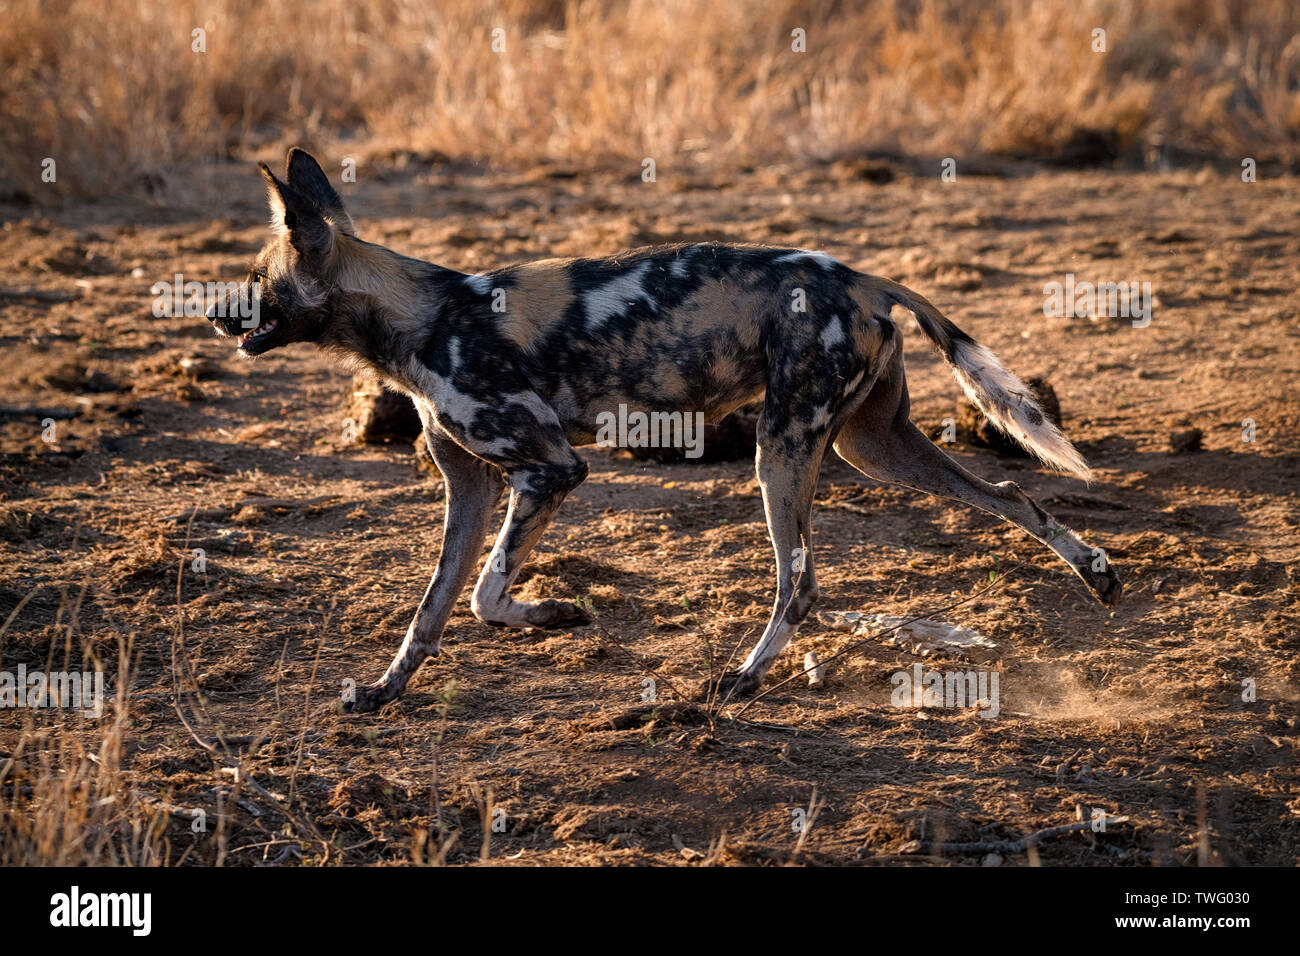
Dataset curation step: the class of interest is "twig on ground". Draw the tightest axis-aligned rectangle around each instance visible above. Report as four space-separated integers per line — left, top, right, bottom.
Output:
725 561 1024 723
904 817 1131 855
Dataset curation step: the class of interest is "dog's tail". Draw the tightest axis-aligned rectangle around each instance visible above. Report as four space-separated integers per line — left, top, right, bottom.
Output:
879 278 1091 481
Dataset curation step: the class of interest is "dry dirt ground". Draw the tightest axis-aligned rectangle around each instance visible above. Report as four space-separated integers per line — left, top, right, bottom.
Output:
1 159 1297 865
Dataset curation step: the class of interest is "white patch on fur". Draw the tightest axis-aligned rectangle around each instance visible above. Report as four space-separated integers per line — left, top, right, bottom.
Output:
404 350 518 459
669 247 695 278
501 390 556 422
266 184 288 236
775 250 837 271
844 369 865 394
820 316 844 349
739 618 799 674
951 339 1091 480
464 273 493 294
584 262 653 331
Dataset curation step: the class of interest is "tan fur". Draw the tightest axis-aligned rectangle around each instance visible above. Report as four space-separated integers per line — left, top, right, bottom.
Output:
499 261 575 350
256 235 328 310
678 278 763 344
263 179 289 237
844 282 891 358
332 235 425 332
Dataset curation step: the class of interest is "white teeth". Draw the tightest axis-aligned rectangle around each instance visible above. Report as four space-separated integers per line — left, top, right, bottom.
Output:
238 319 277 349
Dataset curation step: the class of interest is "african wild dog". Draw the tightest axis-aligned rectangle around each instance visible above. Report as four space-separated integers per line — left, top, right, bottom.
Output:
208 148 1121 713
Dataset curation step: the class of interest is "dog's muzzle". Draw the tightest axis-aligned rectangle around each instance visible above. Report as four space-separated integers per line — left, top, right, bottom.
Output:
207 283 272 349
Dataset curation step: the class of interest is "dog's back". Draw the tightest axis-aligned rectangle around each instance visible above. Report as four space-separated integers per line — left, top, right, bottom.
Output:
455 243 894 443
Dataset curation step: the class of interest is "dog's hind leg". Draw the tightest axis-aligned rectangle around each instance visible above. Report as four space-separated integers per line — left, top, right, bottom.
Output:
348 431 504 712
706 307 893 702
708 409 835 703
832 362 1121 605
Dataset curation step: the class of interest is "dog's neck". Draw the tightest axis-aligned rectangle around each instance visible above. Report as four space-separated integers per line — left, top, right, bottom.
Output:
315 234 464 386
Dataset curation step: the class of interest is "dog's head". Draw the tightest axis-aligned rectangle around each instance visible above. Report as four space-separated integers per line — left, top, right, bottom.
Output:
207 148 354 356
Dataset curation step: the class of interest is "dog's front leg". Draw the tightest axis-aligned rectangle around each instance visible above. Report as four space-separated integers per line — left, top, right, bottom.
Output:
469 455 591 630
346 432 504 712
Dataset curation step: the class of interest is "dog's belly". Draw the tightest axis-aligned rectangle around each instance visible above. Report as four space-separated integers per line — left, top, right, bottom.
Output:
557 386 766 447
539 338 769 446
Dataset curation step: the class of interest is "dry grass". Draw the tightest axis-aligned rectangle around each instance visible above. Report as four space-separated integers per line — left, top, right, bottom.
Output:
1 562 339 866
0 619 164 864
1 0 1296 201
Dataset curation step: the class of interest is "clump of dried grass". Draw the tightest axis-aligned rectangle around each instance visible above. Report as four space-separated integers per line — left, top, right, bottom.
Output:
0 623 167 864
0 0 1295 201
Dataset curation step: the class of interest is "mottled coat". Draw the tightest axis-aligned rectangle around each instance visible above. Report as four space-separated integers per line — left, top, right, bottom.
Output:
209 149 1120 712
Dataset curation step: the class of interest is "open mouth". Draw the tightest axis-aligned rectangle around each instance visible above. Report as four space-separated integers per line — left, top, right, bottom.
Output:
237 318 278 352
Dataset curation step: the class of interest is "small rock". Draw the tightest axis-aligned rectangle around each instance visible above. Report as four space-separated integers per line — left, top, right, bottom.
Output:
40 359 89 392
1169 426 1202 453
38 360 121 394
829 158 896 184
671 833 704 860
231 505 264 526
83 369 122 393
178 355 220 379
344 375 421 443
820 610 864 630
804 651 825 689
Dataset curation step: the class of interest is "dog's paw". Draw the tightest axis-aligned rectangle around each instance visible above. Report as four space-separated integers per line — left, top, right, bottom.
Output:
341 681 400 715
1082 564 1123 608
1097 571 1122 607
524 598 593 630
699 669 762 703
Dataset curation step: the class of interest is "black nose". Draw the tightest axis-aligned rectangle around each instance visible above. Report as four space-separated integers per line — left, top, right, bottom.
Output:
206 292 239 332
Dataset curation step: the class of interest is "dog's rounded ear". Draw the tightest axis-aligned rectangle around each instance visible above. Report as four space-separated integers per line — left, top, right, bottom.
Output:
284 147 354 234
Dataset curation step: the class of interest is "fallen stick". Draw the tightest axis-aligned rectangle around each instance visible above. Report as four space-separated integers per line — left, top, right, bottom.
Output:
0 288 78 303
132 790 205 822
0 405 78 419
219 765 290 815
902 816 1131 855
201 730 325 748
160 494 343 522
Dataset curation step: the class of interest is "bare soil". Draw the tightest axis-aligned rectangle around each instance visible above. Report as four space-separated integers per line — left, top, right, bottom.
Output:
1 160 1297 865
